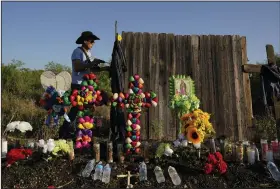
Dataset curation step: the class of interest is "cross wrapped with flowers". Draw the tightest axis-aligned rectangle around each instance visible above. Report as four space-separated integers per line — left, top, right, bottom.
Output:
111 74 158 155
67 73 107 149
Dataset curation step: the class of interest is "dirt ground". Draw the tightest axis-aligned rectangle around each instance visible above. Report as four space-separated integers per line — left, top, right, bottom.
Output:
1 150 280 189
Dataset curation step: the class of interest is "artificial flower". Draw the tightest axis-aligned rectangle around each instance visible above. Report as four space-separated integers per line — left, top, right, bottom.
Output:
204 152 228 175
207 154 218 165
204 163 213 174
217 160 227 174
7 148 33 166
214 152 223 161
187 127 202 144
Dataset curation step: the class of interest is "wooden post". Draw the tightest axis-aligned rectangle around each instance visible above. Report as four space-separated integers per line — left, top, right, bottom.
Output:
115 20 118 40
241 44 280 140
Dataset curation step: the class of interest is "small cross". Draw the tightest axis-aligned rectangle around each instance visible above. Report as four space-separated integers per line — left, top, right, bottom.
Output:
111 74 158 155
117 171 139 188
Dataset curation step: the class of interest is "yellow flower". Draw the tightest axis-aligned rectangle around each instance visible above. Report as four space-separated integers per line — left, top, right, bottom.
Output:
117 34 122 41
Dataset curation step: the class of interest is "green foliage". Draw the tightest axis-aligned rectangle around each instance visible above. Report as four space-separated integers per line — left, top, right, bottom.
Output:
1 59 111 139
254 115 277 141
44 61 72 74
155 143 170 158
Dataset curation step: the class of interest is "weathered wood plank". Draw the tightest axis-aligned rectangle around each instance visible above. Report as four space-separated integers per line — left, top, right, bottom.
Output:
241 37 253 133
266 44 276 64
157 33 166 140
149 33 160 140
218 35 227 136
206 36 216 128
232 35 243 141
237 36 246 141
141 32 150 140
242 64 262 73
199 35 207 111
191 35 201 100
167 33 177 140
223 35 234 137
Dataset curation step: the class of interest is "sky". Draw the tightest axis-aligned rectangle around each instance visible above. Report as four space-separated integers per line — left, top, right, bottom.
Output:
2 1 280 70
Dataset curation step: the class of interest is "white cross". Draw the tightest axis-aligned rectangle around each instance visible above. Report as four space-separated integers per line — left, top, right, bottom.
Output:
117 171 139 188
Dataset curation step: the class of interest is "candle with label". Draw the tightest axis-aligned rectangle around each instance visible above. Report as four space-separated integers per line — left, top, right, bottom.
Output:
1 138 8 158
247 147 255 164
261 139 268 161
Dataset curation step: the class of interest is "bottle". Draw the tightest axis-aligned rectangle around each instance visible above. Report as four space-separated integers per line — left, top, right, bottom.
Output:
93 161 103 181
168 166 181 186
154 166 165 183
267 161 280 181
81 159 95 178
102 164 111 184
139 162 147 181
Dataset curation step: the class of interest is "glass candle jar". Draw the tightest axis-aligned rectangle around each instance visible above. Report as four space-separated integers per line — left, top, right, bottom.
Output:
266 144 274 162
261 139 268 161
247 147 256 164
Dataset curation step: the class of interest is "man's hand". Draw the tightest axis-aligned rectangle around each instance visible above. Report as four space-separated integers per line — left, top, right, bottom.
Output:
72 59 92 72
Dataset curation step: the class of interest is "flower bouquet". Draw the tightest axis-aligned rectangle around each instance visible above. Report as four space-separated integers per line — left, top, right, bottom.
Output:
204 152 228 174
181 109 215 145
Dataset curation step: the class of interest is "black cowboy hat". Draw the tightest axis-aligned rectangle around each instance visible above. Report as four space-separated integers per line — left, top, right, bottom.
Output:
76 31 100 44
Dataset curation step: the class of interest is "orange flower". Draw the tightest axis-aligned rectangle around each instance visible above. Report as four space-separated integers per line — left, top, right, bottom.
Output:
187 127 202 144
181 113 192 121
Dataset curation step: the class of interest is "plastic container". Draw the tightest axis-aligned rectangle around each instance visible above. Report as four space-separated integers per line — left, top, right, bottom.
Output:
93 161 103 181
81 159 95 178
154 166 165 183
102 164 111 184
267 161 280 181
139 162 147 181
168 166 181 186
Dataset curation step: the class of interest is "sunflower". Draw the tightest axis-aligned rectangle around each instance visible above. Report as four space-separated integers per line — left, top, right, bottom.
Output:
187 127 202 144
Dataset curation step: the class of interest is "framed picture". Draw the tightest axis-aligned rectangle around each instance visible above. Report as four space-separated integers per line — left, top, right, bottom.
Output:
174 78 192 96
169 75 194 97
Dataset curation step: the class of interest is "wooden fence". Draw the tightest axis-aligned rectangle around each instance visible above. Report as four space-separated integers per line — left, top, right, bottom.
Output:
121 32 253 141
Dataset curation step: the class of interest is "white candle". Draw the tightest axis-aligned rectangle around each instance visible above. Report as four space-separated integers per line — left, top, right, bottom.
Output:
2 139 8 157
266 150 274 162
247 148 255 164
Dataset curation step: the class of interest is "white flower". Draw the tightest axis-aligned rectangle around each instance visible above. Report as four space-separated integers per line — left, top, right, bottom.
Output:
38 139 45 148
5 121 33 133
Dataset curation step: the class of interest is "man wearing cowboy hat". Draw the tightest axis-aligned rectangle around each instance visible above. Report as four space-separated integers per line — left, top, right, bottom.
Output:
59 31 109 139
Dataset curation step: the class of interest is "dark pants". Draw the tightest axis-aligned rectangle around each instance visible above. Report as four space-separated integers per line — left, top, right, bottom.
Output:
59 83 80 139
58 106 79 139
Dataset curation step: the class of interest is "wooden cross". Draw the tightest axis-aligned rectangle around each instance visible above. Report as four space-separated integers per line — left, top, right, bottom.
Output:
117 171 139 188
111 74 158 155
242 44 280 139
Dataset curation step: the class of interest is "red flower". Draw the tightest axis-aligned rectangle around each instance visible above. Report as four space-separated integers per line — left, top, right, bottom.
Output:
217 160 227 174
6 149 33 166
204 163 213 174
214 152 223 161
207 154 218 165
48 186 55 189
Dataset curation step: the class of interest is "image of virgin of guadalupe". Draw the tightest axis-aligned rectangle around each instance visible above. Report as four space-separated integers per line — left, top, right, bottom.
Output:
180 80 187 95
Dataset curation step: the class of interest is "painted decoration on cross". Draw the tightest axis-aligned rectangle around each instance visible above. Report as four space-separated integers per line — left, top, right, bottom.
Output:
111 74 158 155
